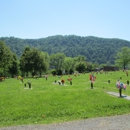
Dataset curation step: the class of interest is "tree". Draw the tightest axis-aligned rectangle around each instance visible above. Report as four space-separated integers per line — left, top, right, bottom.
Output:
63 57 75 74
86 62 93 72
50 53 66 74
8 53 19 77
75 62 87 73
115 47 130 70
0 41 14 76
34 51 50 76
20 47 49 76
73 55 87 72
2 35 130 65
75 55 86 62
19 47 31 76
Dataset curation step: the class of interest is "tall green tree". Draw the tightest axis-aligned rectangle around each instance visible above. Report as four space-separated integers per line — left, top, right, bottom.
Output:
115 47 130 70
20 47 49 76
50 52 66 74
86 62 93 72
74 55 87 72
0 41 14 76
31 51 49 76
63 57 75 74
75 62 87 73
8 53 19 77
19 47 31 76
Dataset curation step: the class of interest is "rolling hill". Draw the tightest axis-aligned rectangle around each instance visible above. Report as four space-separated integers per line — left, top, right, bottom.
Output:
0 35 130 64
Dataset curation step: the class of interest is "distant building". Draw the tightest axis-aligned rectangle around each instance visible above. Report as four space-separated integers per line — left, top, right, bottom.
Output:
94 68 103 71
103 66 119 71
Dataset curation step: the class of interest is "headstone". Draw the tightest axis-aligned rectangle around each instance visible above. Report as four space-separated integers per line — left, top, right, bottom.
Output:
27 82 31 89
70 81 72 85
91 82 93 89
58 81 61 85
127 80 129 85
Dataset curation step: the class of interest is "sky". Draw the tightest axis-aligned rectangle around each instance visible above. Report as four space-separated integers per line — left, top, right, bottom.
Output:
1 0 130 41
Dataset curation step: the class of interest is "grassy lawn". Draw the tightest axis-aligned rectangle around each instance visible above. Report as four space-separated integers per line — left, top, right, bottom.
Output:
0 70 130 127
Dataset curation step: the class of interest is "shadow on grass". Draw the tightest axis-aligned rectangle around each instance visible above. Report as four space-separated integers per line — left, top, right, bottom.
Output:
118 95 127 98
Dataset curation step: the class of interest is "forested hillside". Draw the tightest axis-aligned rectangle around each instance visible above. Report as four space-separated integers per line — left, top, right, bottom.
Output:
0 35 130 65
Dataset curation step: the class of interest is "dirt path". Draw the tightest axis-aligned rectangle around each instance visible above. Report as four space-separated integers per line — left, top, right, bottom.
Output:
1 114 130 130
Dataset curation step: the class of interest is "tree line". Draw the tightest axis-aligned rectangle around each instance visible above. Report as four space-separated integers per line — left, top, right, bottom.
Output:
0 41 93 77
1 35 130 65
1 36 130 77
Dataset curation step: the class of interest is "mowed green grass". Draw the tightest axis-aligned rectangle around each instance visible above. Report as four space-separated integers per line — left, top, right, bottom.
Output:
0 70 130 127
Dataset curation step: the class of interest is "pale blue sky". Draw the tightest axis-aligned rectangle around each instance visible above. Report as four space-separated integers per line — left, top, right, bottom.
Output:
1 0 130 41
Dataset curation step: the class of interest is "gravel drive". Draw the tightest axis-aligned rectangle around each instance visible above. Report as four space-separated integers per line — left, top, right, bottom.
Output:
1 114 130 130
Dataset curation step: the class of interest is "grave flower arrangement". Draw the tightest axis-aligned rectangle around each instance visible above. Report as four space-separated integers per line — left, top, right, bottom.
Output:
116 80 126 90
67 78 72 81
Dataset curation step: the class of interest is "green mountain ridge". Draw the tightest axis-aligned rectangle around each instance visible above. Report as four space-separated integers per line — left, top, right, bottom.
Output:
0 35 130 65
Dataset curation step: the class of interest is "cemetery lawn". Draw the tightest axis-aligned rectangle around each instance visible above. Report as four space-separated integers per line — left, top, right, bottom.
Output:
0 71 130 128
